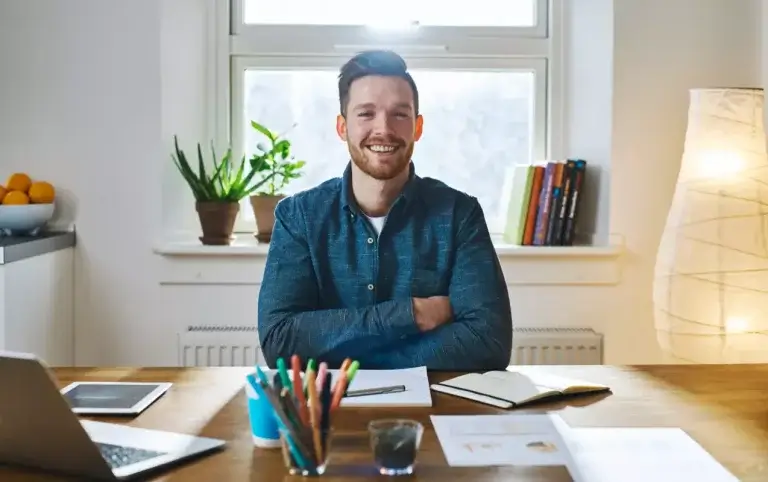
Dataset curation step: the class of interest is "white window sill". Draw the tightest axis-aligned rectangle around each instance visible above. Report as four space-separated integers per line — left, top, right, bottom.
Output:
154 233 624 286
153 233 624 259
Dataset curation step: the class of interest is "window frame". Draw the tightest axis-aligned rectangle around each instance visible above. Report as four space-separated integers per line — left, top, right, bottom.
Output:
230 0 550 40
210 0 563 234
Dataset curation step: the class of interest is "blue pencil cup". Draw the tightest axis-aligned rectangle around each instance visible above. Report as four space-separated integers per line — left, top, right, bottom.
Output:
245 378 281 448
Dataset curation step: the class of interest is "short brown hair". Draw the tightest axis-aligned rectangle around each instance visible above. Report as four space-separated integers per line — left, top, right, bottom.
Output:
337 50 419 117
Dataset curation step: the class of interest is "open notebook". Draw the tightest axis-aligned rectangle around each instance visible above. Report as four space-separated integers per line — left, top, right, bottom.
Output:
430 367 611 409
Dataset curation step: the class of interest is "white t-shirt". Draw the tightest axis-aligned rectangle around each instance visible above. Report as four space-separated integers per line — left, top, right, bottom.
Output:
365 215 387 236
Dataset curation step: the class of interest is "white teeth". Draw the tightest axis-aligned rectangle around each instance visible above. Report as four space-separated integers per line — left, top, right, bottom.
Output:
368 145 396 153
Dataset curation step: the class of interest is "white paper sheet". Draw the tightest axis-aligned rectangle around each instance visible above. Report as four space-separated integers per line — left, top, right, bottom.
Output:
261 365 433 407
336 366 433 407
432 414 739 482
560 427 739 482
430 414 578 469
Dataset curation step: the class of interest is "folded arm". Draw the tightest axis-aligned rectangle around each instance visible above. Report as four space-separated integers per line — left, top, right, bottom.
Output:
369 198 513 370
257 198 419 368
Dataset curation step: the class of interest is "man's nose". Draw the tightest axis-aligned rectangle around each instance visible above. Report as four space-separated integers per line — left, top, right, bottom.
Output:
371 112 395 135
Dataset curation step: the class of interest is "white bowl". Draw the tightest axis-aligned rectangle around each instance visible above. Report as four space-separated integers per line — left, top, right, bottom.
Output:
0 203 55 235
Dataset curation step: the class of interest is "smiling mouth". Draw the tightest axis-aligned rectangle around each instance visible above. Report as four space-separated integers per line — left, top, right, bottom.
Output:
365 144 400 154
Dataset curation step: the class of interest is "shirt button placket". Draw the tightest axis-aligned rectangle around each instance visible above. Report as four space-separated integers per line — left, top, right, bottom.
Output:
367 233 376 295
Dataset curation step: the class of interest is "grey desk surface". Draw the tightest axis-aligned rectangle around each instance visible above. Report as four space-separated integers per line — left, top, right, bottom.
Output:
0 231 76 265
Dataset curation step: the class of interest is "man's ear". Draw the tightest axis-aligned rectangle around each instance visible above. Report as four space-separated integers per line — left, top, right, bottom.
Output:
336 114 347 141
414 115 424 141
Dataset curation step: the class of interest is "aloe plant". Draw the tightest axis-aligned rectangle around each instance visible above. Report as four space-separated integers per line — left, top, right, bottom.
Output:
171 135 275 202
249 120 306 196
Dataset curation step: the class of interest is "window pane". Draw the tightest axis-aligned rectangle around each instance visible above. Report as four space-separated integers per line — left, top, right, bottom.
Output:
241 69 534 234
243 0 536 27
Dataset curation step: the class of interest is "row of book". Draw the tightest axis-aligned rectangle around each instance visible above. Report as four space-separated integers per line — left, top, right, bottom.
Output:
503 159 587 246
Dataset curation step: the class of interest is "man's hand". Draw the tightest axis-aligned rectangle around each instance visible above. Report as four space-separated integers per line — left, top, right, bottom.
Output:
412 296 453 332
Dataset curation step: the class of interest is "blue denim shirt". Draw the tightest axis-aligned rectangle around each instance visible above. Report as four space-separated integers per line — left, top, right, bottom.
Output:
258 162 513 370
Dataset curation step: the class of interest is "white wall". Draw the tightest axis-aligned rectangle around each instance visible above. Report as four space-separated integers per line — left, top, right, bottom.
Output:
608 0 761 361
0 0 762 366
0 0 168 363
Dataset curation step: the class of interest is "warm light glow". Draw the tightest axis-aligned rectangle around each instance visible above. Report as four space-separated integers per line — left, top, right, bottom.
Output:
693 149 746 178
726 317 749 334
653 88 768 364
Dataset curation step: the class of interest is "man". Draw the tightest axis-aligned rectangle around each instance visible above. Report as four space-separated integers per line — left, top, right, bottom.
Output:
257 50 513 370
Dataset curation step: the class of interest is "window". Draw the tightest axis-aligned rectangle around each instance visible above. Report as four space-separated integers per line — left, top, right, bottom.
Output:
218 0 561 235
242 0 537 27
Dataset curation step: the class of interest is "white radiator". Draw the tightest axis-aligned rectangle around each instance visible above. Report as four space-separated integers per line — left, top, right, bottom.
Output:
177 326 603 367
177 325 262 367
512 327 603 365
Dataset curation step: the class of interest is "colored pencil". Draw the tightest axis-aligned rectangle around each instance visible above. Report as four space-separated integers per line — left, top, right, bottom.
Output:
291 355 308 424
320 372 332 458
305 368 323 465
330 367 348 410
316 362 328 392
276 357 292 395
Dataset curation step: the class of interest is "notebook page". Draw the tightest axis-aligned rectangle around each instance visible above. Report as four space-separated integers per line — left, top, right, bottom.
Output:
438 372 546 404
505 367 609 393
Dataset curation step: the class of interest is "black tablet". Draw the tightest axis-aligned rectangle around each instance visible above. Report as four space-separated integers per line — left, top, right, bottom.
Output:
60 381 172 415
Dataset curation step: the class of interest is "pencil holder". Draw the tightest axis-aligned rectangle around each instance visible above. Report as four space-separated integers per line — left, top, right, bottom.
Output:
278 426 332 476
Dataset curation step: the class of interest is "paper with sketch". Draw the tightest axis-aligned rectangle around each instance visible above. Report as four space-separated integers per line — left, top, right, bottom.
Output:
334 366 432 407
430 413 579 473
560 427 739 482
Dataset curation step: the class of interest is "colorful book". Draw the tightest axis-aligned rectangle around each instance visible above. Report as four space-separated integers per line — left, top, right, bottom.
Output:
502 165 535 245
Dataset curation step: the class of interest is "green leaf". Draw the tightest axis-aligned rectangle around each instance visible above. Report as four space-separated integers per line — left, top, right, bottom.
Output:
251 120 275 142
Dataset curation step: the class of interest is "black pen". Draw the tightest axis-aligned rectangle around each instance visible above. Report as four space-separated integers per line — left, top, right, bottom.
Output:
344 384 406 398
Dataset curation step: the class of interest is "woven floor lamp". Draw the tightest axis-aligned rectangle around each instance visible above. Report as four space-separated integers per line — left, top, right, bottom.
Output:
653 87 768 363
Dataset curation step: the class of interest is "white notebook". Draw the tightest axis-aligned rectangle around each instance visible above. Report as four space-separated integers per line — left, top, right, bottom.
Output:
430 368 610 409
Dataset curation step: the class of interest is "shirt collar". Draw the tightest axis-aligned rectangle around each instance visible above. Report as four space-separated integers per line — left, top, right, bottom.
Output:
341 161 419 214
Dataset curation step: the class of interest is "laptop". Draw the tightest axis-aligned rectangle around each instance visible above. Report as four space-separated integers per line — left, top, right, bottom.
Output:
0 351 226 480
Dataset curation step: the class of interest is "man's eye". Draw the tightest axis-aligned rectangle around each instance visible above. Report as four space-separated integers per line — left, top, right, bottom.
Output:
357 111 373 118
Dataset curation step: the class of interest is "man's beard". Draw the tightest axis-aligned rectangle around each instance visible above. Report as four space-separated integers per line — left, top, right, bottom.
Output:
347 140 414 181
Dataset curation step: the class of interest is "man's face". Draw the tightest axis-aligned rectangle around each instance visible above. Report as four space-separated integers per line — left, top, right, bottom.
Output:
336 75 423 181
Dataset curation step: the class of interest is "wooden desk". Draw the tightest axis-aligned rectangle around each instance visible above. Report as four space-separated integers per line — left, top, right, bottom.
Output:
2 365 767 481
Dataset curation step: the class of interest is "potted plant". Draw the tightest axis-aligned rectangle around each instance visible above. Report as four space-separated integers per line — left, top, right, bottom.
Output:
171 135 275 246
248 120 306 242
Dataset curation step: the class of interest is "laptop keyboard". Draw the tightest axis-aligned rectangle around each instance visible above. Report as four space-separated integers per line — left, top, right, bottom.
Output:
96 441 166 469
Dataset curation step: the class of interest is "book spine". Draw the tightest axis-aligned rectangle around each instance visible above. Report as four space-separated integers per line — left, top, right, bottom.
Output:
554 161 575 245
532 162 556 246
562 159 587 246
544 162 564 246
515 167 535 244
521 166 544 245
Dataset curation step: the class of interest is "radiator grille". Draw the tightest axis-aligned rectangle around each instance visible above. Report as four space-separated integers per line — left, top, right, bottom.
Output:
512 327 603 365
177 326 603 367
177 325 261 367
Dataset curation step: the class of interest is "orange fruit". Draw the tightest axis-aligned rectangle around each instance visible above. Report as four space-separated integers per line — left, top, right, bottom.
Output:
2 190 29 205
28 181 55 204
6 173 32 193
0 185 7 203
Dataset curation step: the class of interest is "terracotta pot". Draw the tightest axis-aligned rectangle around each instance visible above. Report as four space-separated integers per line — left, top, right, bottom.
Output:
249 194 285 242
195 201 240 246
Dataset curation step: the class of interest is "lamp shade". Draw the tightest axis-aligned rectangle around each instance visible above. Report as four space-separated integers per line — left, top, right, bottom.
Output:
653 88 768 363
